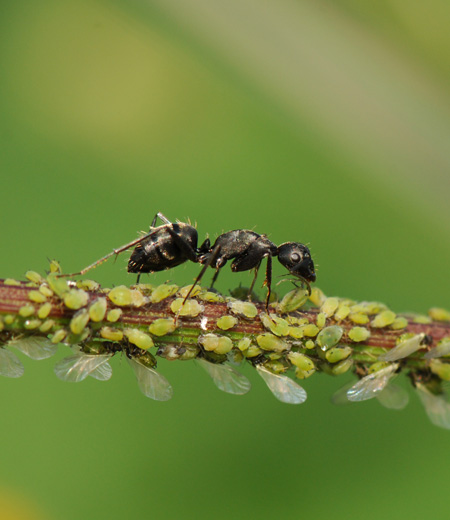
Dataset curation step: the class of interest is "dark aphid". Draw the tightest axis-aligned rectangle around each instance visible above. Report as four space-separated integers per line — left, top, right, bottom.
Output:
63 213 208 283
186 229 316 309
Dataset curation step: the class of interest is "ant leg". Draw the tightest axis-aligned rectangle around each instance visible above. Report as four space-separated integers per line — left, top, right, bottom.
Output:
247 261 261 301
165 226 198 263
154 212 171 226
136 273 141 284
183 245 221 303
264 254 273 311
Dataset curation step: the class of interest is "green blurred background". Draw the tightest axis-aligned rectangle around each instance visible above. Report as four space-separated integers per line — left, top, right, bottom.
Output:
0 1 449 519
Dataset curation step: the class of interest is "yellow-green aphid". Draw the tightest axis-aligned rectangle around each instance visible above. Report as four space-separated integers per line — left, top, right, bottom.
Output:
264 360 287 374
351 301 386 315
368 361 389 374
199 334 233 355
108 285 133 306
18 304 35 318
170 298 204 317
260 313 289 336
0 319 4 332
100 327 123 342
228 350 244 364
244 345 263 357
371 310 396 328
76 279 100 291
51 329 67 344
295 366 316 379
309 287 326 307
379 333 425 362
331 358 353 375
37 302 52 319
150 284 179 303
288 352 315 371
316 325 343 351
70 309 90 335
316 312 326 328
349 313 369 325
39 285 54 298
216 316 238 331
304 339 315 349
48 260 62 274
348 326 371 342
125 329 154 350
278 287 309 313
4 278 21 286
28 290 47 304
178 284 202 298
256 334 289 353
46 274 69 296
228 300 258 319
321 297 339 318
237 337 252 352
4 315 15 325
107 309 123 323
390 317 408 330
412 314 432 324
289 326 304 339
64 289 89 310
130 289 147 307
198 291 225 303
25 270 44 285
24 319 42 330
88 298 107 322
428 307 450 322
39 319 55 333
430 360 450 381
325 346 352 363
334 304 350 321
149 318 176 336
301 323 320 337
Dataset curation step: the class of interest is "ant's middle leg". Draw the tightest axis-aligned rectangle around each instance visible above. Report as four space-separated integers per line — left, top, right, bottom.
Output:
183 244 222 302
247 261 261 301
263 254 273 311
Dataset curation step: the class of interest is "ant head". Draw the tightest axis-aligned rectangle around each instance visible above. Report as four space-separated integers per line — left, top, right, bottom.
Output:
277 242 316 283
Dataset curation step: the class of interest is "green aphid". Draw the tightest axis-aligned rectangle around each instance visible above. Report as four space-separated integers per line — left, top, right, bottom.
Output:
48 260 62 274
37 302 52 320
198 291 225 303
0 320 4 332
216 316 238 331
24 319 42 330
51 329 67 344
288 326 304 339
149 318 176 336
325 346 352 363
309 287 326 307
260 313 289 337
412 314 432 324
349 313 369 325
288 352 315 371
244 345 263 357
334 305 350 321
228 300 258 319
330 358 353 375
150 284 179 303
28 290 47 304
100 327 123 342
256 333 289 353
228 350 244 365
316 312 326 328
70 309 90 335
4 278 21 286
237 337 252 352
39 319 55 333
428 307 450 322
18 304 35 318
368 361 389 374
107 309 123 323
295 366 316 379
348 326 371 342
429 360 450 381
46 274 69 296
4 315 15 325
264 360 287 374
177 284 202 299
316 325 343 351
25 270 44 285
199 334 233 355
170 298 204 317
130 289 147 307
302 323 320 337
64 289 89 310
321 297 339 318
125 329 154 350
108 286 133 306
76 279 100 291
278 287 309 313
390 317 408 330
371 310 396 328
39 285 54 298
88 298 107 322
304 339 315 350
351 301 386 315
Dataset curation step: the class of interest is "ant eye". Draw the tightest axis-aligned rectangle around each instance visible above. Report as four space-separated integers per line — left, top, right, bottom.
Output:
291 252 300 263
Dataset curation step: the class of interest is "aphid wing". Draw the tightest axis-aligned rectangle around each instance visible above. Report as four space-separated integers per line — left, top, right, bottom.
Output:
89 361 113 381
376 384 409 410
127 358 173 401
379 334 424 362
196 358 251 395
54 354 112 383
424 341 450 360
9 337 57 360
347 365 397 402
416 384 450 430
331 381 356 406
0 349 25 378
256 366 307 404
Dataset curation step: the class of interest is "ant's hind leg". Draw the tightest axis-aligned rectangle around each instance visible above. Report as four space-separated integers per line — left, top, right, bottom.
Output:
247 261 261 301
263 255 273 311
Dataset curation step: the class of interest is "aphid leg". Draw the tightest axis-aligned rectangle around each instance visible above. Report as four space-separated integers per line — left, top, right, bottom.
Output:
183 245 222 303
264 254 273 311
247 261 261 301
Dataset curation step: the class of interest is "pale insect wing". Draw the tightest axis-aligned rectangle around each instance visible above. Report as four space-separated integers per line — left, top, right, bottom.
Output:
416 384 450 430
0 348 25 378
347 364 398 402
424 341 450 360
256 365 307 404
9 336 57 360
331 381 356 406
89 360 113 381
376 383 410 410
127 358 173 401
196 358 251 395
54 354 112 383
379 334 425 362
